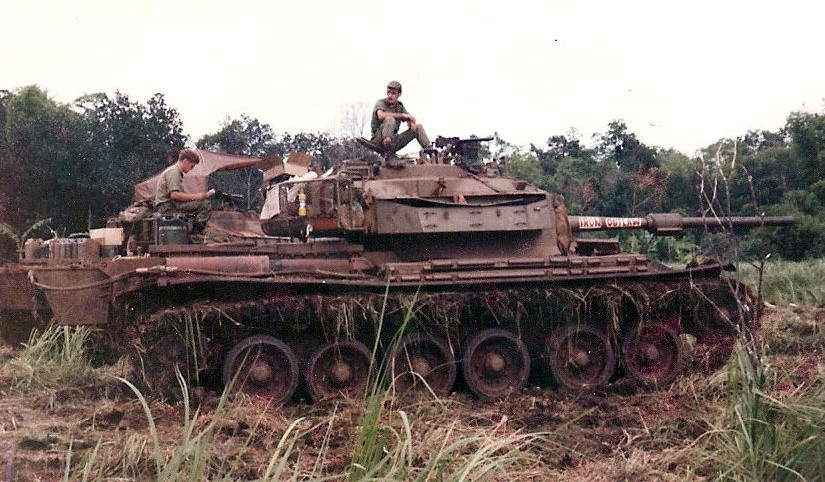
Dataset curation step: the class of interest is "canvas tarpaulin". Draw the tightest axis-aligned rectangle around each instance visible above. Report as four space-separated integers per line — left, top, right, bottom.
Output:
133 150 262 202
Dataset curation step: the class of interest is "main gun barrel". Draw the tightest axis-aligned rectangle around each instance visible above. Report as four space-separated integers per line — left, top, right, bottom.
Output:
569 213 795 235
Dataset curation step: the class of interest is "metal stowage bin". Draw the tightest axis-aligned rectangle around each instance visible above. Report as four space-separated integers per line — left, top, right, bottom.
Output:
156 214 189 245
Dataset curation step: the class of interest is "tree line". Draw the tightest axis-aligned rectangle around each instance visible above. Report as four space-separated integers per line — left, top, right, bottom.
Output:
1 85 823 262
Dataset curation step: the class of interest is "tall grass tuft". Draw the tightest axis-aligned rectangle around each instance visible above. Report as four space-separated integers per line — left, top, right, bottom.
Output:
65 369 239 481
52 289 548 480
4 322 92 390
415 418 544 481
348 287 413 480
347 288 545 481
713 348 825 481
63 371 349 480
114 369 241 481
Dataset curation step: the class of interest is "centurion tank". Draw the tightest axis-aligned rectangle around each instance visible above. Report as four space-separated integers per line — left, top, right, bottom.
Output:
0 138 794 403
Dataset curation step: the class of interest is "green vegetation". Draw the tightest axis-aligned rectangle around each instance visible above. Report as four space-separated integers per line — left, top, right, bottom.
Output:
2 328 545 481
2 323 95 391
0 218 51 259
711 351 825 481
740 259 825 307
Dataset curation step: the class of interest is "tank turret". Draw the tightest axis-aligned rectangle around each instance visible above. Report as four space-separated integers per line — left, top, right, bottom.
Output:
260 138 562 261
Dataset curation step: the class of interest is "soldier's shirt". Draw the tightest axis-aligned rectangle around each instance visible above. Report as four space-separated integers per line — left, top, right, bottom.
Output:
371 98 409 136
154 163 184 205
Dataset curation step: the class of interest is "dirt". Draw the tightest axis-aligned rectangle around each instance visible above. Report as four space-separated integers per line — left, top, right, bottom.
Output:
0 305 822 481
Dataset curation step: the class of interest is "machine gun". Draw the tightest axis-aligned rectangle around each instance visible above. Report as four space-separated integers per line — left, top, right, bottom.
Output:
434 136 494 163
212 190 245 210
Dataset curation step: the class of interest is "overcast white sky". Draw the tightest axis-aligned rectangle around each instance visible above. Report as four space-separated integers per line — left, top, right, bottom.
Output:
3 0 824 155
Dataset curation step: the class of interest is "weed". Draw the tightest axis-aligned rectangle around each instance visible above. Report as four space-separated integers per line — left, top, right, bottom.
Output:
710 348 825 481
3 323 92 390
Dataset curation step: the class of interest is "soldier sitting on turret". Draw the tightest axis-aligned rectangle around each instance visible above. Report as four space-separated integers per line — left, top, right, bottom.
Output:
370 80 433 163
154 149 215 233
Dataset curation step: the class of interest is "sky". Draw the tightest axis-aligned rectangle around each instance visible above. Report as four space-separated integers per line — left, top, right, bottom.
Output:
3 0 825 156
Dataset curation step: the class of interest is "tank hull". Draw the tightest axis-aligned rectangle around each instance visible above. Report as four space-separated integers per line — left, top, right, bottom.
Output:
1 233 747 403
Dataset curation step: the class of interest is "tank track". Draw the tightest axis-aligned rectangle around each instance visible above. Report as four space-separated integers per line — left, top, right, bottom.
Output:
119 276 749 402
125 297 288 401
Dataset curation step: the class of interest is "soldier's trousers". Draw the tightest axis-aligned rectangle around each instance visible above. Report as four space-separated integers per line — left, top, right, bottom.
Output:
157 200 211 227
373 118 430 153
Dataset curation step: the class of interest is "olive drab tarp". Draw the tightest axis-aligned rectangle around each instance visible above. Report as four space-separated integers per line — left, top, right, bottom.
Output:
132 150 262 202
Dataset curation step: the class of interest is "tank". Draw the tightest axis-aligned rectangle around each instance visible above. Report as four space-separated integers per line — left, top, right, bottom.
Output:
0 142 794 404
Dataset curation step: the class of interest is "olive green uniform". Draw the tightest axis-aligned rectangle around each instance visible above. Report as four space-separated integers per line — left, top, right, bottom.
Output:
154 163 211 226
371 98 430 153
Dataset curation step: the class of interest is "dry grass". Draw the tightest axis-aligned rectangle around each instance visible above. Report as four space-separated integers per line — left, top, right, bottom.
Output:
0 302 823 481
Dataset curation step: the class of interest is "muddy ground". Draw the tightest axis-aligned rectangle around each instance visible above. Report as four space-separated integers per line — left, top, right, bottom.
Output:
0 304 822 481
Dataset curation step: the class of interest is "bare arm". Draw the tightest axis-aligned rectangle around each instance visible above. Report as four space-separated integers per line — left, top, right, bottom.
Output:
170 190 213 202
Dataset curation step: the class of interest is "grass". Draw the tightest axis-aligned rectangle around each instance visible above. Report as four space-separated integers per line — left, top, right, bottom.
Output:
56 386 545 481
709 349 825 481
714 259 825 480
347 289 545 481
1 322 95 391
0 300 544 480
739 258 825 307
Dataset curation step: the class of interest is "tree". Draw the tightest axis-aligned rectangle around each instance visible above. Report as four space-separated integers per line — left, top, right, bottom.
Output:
0 89 10 137
531 133 591 177
505 149 545 190
197 114 275 158
274 132 338 168
335 102 369 139
77 91 188 223
598 120 658 173
0 90 12 234
657 148 697 213
740 129 788 154
0 87 188 234
1 86 94 231
595 121 664 216
528 131 612 215
195 115 277 210
785 111 825 183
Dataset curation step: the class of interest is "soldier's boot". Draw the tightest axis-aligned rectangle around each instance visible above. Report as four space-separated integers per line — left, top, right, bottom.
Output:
384 153 406 169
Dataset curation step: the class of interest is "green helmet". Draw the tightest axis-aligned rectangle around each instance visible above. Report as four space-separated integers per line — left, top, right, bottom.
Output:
386 80 402 93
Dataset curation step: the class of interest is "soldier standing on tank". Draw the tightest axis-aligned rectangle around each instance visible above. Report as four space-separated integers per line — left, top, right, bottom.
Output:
371 80 432 160
154 149 214 233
